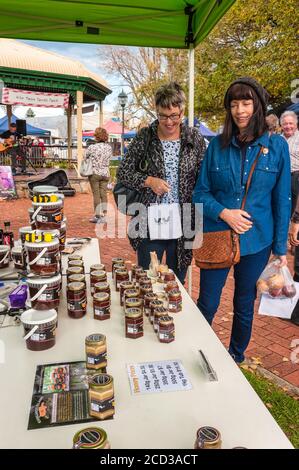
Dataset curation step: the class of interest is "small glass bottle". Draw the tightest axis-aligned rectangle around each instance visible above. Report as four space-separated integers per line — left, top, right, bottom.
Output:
158 315 175 343
3 221 14 249
89 373 115 420
85 334 107 371
73 427 110 449
125 307 143 339
93 292 110 320
194 426 222 449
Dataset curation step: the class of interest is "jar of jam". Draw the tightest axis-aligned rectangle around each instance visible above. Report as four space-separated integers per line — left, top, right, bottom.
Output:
93 292 110 320
125 307 143 339
158 315 175 343
94 282 111 296
139 277 152 289
140 284 153 300
168 289 182 313
68 260 85 272
194 427 222 449
164 271 176 283
68 254 83 262
67 281 87 319
115 269 129 292
125 297 143 313
68 273 86 287
144 292 158 317
135 269 147 286
89 373 115 420
73 427 110 449
90 270 107 295
67 266 84 279
165 280 179 293
85 334 107 370
149 299 164 325
154 306 168 333
119 281 134 306
112 257 124 272
123 288 140 312
131 263 141 282
90 263 106 273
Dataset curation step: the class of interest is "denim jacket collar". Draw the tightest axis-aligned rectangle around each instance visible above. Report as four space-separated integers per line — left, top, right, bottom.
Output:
231 132 270 149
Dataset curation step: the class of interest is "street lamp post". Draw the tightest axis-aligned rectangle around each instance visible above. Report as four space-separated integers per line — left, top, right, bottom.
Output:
118 89 128 157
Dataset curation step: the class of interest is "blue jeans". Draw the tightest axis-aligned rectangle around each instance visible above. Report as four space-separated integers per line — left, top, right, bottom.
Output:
137 239 188 284
197 245 272 363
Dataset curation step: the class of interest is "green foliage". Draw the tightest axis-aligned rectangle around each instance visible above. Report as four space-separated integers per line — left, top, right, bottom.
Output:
242 369 299 448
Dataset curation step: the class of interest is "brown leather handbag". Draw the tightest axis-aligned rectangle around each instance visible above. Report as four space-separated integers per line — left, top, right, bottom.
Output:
193 146 264 269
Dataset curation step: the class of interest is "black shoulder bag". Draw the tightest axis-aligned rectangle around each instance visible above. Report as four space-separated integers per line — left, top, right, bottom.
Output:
113 128 152 215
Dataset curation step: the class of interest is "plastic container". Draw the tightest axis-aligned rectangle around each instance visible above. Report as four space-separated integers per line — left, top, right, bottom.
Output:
21 308 58 351
27 274 61 310
11 246 26 270
32 199 63 230
25 239 60 277
0 245 10 269
19 226 34 245
59 221 67 251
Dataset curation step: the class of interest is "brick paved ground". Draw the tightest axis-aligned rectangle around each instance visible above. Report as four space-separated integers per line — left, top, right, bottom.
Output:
1 190 299 387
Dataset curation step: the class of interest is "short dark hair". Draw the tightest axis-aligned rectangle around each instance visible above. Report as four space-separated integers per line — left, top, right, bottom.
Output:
155 82 186 110
10 123 16 127
221 83 267 147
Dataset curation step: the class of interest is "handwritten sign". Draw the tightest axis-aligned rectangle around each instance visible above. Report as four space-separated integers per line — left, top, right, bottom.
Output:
2 88 69 108
127 360 192 394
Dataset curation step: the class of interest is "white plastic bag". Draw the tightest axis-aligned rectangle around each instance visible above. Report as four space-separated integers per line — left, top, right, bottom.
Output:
257 259 296 299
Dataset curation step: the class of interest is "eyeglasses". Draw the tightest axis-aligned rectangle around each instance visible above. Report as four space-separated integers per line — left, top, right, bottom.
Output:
157 112 182 122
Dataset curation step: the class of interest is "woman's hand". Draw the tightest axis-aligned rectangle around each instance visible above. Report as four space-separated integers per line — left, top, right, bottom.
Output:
219 209 253 234
289 222 299 246
275 255 288 267
144 176 170 196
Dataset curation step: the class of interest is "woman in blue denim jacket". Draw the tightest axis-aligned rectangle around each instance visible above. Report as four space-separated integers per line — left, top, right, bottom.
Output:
193 77 291 364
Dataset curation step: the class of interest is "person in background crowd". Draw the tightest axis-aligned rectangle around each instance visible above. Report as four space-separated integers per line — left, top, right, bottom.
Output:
280 111 299 215
0 122 25 174
86 127 112 224
266 113 281 135
116 82 206 283
193 77 291 364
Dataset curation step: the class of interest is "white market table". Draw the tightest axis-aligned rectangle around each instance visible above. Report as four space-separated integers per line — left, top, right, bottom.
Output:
0 238 293 449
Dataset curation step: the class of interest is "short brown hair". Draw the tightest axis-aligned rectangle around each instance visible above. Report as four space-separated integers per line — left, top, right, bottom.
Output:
94 127 108 142
155 82 186 110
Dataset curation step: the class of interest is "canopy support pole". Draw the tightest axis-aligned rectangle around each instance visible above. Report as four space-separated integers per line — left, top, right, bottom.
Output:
67 104 72 168
76 90 83 176
187 44 195 297
99 100 104 126
6 105 12 126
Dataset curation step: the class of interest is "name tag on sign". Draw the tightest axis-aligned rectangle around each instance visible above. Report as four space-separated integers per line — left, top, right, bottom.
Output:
148 203 182 240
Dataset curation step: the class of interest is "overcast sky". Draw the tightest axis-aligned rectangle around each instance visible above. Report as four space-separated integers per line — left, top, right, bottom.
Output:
1 39 128 118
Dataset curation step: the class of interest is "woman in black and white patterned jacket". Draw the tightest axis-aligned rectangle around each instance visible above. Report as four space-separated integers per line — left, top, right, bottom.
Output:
116 82 206 283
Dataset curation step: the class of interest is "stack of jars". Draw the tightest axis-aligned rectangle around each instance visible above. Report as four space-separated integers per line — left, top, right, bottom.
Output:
66 254 87 319
90 263 111 321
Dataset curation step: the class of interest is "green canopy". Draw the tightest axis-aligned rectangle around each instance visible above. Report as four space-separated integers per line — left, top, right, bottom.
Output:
0 0 235 49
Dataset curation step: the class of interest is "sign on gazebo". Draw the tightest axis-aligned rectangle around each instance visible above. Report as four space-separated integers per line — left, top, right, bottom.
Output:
1 88 69 108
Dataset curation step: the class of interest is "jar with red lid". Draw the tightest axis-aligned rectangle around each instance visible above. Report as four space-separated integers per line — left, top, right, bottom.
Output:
115 269 129 292
67 266 84 280
165 281 179 293
164 271 176 283
90 263 106 273
140 284 153 300
149 299 163 325
68 273 86 287
125 307 143 339
93 292 110 320
154 306 168 333
119 281 134 306
94 282 111 296
67 281 87 319
144 292 158 317
168 289 182 313
158 315 175 343
90 270 107 295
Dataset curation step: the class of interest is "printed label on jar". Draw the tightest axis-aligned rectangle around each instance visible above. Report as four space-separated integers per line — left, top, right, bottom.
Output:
36 211 62 223
95 307 110 317
36 257 53 266
26 329 55 342
68 299 86 311
90 397 114 413
87 352 107 365
168 301 182 311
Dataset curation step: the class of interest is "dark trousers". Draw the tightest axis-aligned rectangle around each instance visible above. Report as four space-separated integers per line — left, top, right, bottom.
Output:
291 171 299 216
197 245 272 363
137 239 188 284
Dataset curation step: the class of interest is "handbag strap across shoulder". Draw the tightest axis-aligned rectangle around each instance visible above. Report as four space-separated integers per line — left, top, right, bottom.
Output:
138 127 152 173
240 145 264 210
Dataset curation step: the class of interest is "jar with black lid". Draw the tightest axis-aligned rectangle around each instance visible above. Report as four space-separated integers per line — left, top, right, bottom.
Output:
194 426 222 449
73 427 110 449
